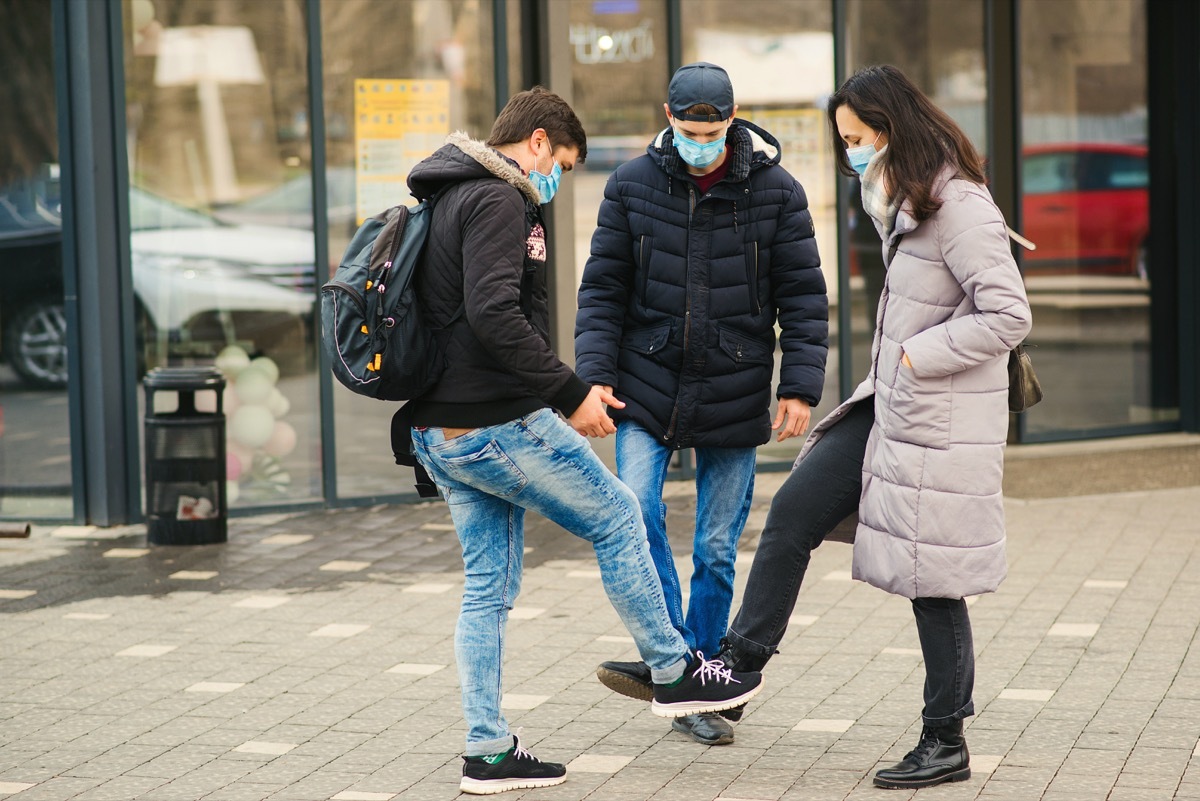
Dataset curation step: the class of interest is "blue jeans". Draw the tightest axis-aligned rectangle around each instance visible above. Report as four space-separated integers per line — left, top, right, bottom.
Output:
615 420 757 657
411 409 689 755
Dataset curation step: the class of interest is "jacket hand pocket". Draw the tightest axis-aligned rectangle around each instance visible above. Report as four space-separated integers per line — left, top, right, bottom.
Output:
718 327 772 366
883 367 951 450
622 322 672 356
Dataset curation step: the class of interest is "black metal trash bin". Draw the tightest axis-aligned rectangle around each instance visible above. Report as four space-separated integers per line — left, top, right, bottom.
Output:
143 367 227 545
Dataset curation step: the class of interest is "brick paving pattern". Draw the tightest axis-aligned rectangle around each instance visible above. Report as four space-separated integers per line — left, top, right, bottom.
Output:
2 473 1199 800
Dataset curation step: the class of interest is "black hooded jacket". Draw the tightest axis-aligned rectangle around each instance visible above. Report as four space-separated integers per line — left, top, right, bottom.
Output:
575 120 828 449
405 132 590 428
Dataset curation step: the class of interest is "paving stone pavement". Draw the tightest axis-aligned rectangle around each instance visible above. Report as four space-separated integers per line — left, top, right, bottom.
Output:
2 474 1200 800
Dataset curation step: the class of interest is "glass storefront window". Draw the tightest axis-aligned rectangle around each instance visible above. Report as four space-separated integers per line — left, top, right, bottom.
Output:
322 0 500 499
1018 0 1171 435
0 1 73 519
567 0 668 469
124 0 321 508
570 0 670 280
682 0 835 467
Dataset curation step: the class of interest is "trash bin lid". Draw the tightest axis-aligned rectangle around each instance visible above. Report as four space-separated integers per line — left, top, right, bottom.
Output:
143 366 227 391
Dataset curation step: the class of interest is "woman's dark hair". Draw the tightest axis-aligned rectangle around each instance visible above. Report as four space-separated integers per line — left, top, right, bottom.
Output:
487 86 588 162
827 64 985 221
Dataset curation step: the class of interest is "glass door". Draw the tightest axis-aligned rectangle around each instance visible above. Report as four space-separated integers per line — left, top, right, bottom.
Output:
0 0 74 519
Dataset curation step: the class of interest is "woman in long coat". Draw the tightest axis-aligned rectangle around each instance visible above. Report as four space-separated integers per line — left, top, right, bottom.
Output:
719 65 1033 789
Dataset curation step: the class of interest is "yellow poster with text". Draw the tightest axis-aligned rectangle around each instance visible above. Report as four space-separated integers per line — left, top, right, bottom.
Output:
355 79 450 223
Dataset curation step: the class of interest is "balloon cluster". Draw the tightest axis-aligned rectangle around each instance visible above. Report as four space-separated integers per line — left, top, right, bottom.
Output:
213 345 296 504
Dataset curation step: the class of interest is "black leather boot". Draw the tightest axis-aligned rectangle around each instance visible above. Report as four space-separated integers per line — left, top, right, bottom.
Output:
873 721 970 789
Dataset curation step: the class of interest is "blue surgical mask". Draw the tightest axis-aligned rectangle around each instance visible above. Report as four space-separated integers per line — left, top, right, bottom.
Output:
847 130 882 176
673 128 727 168
528 145 562 204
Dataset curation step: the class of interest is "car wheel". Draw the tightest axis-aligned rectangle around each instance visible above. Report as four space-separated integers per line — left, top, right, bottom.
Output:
4 298 69 389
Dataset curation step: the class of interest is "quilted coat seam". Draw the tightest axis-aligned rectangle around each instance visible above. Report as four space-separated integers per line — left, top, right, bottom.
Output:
912 447 928 594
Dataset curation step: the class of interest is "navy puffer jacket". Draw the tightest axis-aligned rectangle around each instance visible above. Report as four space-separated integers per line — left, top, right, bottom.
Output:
575 120 828 449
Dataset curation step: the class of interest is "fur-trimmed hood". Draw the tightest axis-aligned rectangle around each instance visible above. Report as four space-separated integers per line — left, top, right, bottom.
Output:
408 131 540 206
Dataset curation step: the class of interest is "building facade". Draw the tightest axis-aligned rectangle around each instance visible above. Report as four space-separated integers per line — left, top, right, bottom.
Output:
0 0 1196 524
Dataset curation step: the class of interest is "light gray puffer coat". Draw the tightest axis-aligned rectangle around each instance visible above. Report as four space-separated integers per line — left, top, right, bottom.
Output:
798 169 1032 599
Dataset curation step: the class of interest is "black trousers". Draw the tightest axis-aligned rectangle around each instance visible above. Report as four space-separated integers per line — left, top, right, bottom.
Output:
726 401 975 726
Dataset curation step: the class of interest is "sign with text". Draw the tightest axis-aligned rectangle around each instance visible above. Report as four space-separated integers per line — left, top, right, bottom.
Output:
354 79 450 223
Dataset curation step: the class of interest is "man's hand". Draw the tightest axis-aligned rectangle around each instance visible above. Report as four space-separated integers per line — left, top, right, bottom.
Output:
568 385 624 438
773 397 811 442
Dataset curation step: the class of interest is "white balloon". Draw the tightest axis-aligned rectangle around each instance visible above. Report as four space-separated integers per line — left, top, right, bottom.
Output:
235 368 273 405
222 387 240 416
215 345 251 378
250 356 279 385
266 388 290 418
230 405 274 449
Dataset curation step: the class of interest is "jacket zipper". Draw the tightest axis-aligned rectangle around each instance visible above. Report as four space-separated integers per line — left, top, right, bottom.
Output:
666 187 697 441
638 235 648 297
748 242 761 315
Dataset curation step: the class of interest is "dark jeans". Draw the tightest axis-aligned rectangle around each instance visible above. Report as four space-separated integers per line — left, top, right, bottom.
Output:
726 401 975 726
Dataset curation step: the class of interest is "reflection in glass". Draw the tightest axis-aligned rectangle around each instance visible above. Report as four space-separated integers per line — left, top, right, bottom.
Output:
322 0 498 498
124 0 320 507
681 0 835 467
0 1 73 518
1018 0 1171 434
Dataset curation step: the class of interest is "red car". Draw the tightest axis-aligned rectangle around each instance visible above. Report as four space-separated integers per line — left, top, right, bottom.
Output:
1021 142 1149 277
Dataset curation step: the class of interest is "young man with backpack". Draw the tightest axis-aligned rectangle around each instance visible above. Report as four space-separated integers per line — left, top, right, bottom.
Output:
402 87 764 795
576 63 829 746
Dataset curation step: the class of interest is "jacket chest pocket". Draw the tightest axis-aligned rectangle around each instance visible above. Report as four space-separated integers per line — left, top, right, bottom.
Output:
636 235 651 298
744 241 763 315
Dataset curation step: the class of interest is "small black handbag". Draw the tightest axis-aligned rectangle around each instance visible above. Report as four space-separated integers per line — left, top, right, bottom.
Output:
1008 343 1043 412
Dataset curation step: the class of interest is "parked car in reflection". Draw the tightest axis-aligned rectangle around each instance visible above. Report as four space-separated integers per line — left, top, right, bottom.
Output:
211 167 357 234
0 177 315 389
1021 142 1149 278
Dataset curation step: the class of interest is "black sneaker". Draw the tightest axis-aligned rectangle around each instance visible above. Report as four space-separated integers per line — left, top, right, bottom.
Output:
460 736 566 795
712 642 766 722
651 651 763 718
595 659 653 701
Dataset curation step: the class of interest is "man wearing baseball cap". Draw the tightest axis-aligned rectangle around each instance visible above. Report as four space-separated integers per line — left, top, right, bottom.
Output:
576 62 829 745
